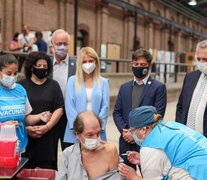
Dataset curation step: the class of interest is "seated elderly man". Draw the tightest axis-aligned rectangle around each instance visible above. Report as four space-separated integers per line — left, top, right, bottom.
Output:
56 111 123 180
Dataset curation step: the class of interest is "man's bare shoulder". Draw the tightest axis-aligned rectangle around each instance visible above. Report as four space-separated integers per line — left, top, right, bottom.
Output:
99 141 118 153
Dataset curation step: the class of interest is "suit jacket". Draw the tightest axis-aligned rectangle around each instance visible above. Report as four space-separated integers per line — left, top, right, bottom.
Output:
64 75 110 143
176 70 207 137
49 55 76 79
113 77 167 154
50 55 76 145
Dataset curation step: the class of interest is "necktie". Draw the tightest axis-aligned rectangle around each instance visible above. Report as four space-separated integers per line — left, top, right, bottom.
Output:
187 76 207 129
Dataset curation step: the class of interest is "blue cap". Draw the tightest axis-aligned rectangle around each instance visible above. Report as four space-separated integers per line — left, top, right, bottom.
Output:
129 106 157 129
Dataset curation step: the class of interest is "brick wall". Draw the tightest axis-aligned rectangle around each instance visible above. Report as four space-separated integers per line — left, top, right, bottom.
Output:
0 0 206 59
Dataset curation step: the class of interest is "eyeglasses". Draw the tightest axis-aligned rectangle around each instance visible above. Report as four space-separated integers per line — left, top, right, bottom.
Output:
54 42 69 46
129 128 139 135
196 57 207 62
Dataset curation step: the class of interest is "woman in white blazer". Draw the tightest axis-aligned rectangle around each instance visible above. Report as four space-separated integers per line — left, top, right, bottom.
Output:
64 47 110 144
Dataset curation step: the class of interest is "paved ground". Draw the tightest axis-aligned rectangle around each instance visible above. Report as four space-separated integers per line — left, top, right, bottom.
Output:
58 100 177 165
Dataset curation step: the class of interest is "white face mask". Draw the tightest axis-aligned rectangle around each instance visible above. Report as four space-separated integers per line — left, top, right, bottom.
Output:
0 74 17 88
82 63 96 74
81 136 101 150
197 61 207 74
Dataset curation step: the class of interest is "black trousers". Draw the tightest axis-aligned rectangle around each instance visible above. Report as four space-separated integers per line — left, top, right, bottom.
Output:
119 136 140 170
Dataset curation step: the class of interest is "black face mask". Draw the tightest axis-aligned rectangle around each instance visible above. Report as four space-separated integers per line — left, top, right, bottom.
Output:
132 66 149 78
32 67 48 79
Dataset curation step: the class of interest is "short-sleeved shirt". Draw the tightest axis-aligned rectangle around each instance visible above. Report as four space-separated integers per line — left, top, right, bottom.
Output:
18 33 34 46
19 78 64 160
18 33 34 52
0 83 28 152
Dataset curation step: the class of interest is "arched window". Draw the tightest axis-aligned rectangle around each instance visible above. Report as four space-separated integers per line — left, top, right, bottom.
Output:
77 30 88 49
136 2 144 9
155 10 161 16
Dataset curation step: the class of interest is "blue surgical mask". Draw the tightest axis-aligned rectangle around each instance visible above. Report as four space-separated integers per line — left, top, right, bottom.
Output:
0 74 17 88
131 132 144 146
54 45 68 58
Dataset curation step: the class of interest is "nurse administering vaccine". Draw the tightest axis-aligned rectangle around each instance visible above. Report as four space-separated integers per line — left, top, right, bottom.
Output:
119 106 207 180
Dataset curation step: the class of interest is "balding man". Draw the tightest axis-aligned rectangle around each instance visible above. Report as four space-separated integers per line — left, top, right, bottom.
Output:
56 111 122 180
50 29 76 150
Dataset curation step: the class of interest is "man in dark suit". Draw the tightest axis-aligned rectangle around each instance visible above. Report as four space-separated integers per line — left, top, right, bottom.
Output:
50 29 76 150
113 48 167 167
176 39 207 137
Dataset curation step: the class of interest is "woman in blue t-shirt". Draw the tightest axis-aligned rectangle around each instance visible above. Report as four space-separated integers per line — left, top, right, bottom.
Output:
0 53 30 152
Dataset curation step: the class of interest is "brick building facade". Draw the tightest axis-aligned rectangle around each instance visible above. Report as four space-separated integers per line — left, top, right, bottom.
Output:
0 0 207 61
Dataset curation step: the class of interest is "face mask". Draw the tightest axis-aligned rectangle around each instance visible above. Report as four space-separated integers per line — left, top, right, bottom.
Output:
81 136 101 150
54 45 68 58
0 74 17 88
82 63 96 74
196 61 207 74
33 67 48 79
131 132 143 146
132 66 149 78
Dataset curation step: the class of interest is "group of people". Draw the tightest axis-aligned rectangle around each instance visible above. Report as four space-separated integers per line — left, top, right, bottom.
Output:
9 24 48 53
114 39 207 179
1 27 207 179
9 24 48 72
1 28 111 172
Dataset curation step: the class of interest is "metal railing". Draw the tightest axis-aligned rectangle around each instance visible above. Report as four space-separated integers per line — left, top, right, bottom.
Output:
1 51 196 84
100 58 196 83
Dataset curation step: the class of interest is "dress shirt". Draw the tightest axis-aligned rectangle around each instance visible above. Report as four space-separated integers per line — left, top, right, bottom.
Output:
133 74 150 86
187 73 207 134
53 55 69 97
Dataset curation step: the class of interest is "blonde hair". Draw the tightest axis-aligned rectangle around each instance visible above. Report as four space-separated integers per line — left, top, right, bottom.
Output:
149 113 162 129
75 47 101 90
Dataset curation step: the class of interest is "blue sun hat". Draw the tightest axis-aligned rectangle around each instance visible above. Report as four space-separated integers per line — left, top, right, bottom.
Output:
129 106 157 129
